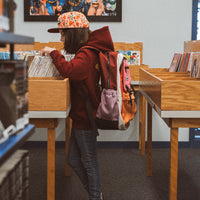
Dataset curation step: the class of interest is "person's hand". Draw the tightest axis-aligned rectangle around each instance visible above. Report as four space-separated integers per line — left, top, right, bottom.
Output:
40 46 56 56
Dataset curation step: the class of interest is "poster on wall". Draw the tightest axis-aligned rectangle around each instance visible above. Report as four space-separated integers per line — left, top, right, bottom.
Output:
24 0 122 22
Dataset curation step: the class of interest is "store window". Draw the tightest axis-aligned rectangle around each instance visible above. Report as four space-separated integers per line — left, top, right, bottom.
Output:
192 0 199 40
190 0 200 148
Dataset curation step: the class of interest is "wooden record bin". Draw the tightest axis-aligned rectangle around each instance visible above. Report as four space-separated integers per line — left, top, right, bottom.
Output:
21 42 70 112
139 68 200 112
28 77 70 111
140 40 200 113
114 42 148 81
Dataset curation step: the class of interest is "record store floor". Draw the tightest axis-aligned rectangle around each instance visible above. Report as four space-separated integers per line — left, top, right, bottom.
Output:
22 145 200 200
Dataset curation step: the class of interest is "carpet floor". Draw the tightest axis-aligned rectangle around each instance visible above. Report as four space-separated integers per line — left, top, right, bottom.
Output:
21 146 200 200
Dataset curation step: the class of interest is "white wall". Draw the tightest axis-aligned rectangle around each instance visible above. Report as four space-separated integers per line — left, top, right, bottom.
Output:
14 0 192 142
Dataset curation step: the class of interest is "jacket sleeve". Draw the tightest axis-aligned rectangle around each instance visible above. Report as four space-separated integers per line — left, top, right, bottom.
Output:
50 49 94 82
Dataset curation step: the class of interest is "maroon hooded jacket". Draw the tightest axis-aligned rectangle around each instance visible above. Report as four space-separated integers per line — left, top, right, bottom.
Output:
50 26 114 129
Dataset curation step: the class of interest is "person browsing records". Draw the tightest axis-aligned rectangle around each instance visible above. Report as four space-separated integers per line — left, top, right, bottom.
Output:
40 11 115 200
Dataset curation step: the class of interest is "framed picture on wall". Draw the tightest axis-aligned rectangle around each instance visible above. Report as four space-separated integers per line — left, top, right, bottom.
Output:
24 0 122 22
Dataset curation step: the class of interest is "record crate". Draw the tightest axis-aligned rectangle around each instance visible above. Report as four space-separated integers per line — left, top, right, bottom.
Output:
139 68 200 111
28 77 70 111
25 42 70 112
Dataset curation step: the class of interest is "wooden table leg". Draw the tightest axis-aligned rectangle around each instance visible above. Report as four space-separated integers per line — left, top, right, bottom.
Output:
139 92 142 150
47 127 55 200
169 128 178 200
147 103 152 176
65 117 71 176
30 118 58 200
141 94 146 155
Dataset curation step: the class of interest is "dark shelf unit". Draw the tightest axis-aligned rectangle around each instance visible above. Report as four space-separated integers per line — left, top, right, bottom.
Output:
0 2 36 197
0 31 35 164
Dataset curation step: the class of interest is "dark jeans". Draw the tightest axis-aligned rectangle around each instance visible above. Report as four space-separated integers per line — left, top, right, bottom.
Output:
67 128 101 200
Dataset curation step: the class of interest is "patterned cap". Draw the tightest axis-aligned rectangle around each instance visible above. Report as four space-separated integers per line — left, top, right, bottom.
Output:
48 11 89 33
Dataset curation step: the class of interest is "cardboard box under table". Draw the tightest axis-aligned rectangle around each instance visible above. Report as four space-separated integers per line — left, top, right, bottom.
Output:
28 77 71 200
139 68 200 200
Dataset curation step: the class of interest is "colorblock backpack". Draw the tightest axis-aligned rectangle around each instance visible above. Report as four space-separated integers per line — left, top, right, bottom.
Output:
80 46 137 134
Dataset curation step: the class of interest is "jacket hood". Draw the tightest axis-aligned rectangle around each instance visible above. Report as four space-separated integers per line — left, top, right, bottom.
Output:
87 26 114 52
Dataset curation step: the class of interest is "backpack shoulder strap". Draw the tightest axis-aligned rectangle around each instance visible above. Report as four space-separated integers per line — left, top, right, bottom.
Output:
78 46 100 136
77 45 100 54
82 46 100 52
